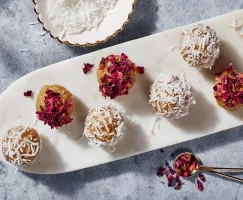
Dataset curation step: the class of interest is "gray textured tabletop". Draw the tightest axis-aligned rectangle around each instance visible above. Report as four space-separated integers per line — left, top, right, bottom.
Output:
1 0 243 199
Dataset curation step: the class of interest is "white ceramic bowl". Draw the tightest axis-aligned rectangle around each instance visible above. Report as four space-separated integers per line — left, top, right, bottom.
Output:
34 0 136 47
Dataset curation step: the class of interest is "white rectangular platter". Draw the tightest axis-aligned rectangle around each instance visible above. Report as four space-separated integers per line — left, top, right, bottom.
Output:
1 9 243 174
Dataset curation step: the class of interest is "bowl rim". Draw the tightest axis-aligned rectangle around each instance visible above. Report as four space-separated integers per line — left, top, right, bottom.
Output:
33 0 137 47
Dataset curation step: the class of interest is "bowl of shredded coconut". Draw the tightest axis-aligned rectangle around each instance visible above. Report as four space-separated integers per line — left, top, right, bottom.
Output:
34 0 136 46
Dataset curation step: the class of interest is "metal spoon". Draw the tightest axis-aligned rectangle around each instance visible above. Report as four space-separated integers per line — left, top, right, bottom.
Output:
173 152 243 183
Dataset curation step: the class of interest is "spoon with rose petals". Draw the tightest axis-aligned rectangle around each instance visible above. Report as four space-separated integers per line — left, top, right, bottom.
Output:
173 152 243 183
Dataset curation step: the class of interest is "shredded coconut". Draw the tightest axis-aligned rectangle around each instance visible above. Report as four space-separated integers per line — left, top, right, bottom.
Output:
46 0 118 39
149 73 196 120
83 105 125 149
227 18 243 36
180 24 220 69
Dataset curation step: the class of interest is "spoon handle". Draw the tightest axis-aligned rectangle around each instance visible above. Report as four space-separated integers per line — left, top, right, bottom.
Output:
201 166 243 171
206 170 243 183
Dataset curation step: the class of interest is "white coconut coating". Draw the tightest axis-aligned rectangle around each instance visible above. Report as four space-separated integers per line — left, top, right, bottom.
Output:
180 24 220 69
84 105 125 147
149 73 196 120
1 126 41 166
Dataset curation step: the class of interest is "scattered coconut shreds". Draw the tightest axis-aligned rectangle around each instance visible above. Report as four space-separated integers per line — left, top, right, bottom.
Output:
83 63 94 74
24 90 32 97
197 179 204 191
137 66 144 74
199 173 206 182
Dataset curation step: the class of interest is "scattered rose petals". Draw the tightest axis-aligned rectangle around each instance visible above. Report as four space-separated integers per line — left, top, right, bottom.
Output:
166 174 173 187
137 66 144 74
197 179 204 191
24 90 32 97
36 90 73 129
157 167 167 177
199 173 206 182
83 63 94 74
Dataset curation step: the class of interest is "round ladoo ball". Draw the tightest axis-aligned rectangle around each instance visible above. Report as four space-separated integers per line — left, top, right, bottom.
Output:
213 64 243 111
180 24 220 69
84 105 125 147
2 126 41 165
97 53 137 99
36 84 74 128
149 73 196 120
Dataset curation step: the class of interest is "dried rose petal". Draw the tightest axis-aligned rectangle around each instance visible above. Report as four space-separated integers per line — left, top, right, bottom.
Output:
169 166 176 175
175 174 181 184
36 90 73 129
199 173 206 182
99 53 136 99
121 53 128 59
165 161 169 167
157 167 167 177
24 90 32 97
182 170 190 178
197 179 203 191
174 183 181 190
137 66 144 74
83 63 94 74
166 174 173 187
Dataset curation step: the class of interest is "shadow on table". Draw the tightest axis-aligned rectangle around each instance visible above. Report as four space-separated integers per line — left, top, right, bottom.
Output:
66 0 159 56
171 89 219 133
200 39 243 83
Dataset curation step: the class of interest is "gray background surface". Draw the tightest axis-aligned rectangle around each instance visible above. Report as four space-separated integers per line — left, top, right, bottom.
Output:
1 0 243 199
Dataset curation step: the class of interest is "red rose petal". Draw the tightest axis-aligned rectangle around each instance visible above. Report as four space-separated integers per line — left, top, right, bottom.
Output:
166 174 173 187
157 167 167 177
169 166 176 175
24 90 32 97
137 66 144 74
174 183 181 190
175 174 181 184
199 173 206 182
197 179 204 191
36 90 73 129
214 64 243 108
83 63 94 74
